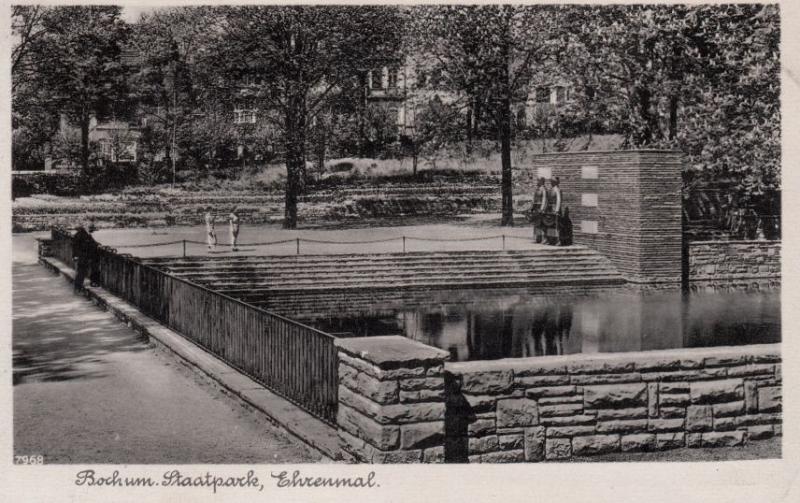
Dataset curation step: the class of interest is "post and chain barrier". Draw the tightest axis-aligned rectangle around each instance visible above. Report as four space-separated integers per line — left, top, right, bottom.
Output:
105 233 539 256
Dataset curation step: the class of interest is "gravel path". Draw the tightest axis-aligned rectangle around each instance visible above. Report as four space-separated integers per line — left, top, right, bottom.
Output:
12 235 322 464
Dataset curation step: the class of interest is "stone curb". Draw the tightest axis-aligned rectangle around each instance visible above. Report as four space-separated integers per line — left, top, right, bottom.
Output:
39 256 342 462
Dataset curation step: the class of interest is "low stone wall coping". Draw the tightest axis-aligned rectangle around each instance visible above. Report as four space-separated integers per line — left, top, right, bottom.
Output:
445 344 781 375
335 336 450 370
689 240 780 247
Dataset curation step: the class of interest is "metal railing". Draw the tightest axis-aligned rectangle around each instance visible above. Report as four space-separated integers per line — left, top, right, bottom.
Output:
49 227 339 425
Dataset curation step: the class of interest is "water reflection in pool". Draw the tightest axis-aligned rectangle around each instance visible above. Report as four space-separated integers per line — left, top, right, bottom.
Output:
313 289 780 362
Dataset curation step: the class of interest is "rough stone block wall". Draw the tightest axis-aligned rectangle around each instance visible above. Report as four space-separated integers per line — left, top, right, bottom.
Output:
688 241 781 291
443 344 780 462
517 150 683 284
334 336 450 463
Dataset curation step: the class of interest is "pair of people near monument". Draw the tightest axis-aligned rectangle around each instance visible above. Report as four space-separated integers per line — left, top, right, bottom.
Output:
205 208 241 252
531 177 572 246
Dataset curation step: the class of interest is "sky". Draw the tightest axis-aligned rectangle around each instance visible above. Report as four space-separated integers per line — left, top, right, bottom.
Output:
121 5 159 23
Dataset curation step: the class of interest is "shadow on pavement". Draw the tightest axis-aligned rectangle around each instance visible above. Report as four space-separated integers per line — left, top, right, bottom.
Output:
13 264 148 385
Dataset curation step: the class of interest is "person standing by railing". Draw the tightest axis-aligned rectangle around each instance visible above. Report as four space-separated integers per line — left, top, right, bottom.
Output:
229 207 240 252
72 226 98 292
205 209 217 251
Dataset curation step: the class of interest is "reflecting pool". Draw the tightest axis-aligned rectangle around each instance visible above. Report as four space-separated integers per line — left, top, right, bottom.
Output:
311 289 780 362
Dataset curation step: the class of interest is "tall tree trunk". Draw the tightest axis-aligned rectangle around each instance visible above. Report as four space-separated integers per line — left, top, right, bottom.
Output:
465 101 474 156
668 94 679 141
283 94 306 229
498 99 513 226
498 38 514 227
80 115 90 173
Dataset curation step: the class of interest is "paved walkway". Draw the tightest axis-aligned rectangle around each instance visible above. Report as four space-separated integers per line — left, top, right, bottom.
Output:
91 214 547 258
12 234 322 464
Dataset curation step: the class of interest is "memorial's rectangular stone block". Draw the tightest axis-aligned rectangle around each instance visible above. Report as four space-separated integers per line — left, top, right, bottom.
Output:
337 404 400 450
469 435 499 454
584 383 647 408
515 375 570 387
712 401 745 417
621 433 656 452
539 403 583 417
546 425 596 438
596 407 648 420
497 398 539 428
524 426 546 461
758 386 781 412
656 432 685 450
526 385 578 398
461 370 514 394
596 419 649 434
545 438 572 460
498 433 524 451
648 418 684 432
686 405 713 432
400 422 444 450
689 379 744 404
701 431 745 448
572 434 620 456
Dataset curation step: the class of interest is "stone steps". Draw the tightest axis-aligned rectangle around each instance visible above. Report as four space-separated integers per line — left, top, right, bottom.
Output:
185 264 620 288
213 270 623 294
144 249 625 307
163 256 611 278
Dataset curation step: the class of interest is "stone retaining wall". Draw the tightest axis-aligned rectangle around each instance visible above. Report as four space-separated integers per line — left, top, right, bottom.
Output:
443 344 780 462
688 241 780 290
334 337 780 463
334 336 450 463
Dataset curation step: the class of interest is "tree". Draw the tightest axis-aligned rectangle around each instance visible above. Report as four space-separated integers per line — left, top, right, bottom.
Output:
11 6 49 93
562 5 780 219
205 5 404 228
410 5 565 226
19 6 131 174
130 7 219 184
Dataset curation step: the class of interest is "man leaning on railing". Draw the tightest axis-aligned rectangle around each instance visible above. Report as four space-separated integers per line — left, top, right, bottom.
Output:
72 226 99 292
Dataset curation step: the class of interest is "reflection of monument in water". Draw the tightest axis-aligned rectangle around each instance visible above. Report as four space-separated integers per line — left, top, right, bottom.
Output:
400 297 579 361
323 289 778 362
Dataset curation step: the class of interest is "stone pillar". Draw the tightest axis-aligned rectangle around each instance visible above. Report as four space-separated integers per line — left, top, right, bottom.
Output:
334 336 449 463
523 150 684 284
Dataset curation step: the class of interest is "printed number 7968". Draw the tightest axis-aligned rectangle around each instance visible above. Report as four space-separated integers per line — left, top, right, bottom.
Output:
14 455 44 465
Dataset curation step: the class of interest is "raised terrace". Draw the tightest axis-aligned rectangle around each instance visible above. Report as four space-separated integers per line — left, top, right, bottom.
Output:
141 247 626 315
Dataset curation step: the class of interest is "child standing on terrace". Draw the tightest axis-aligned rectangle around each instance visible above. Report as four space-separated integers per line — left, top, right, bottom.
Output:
229 207 240 251
205 209 217 251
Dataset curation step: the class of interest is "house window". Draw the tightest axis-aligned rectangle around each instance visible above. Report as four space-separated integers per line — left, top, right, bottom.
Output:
370 69 382 89
535 87 550 103
387 67 398 89
554 86 571 104
581 193 598 207
234 104 257 124
99 140 113 158
117 142 137 162
388 107 399 126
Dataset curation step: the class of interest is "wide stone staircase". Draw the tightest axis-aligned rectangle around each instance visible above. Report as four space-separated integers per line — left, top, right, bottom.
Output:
143 247 626 317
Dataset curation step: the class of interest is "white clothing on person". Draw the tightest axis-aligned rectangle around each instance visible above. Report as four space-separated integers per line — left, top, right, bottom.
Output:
229 212 240 251
205 212 217 249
